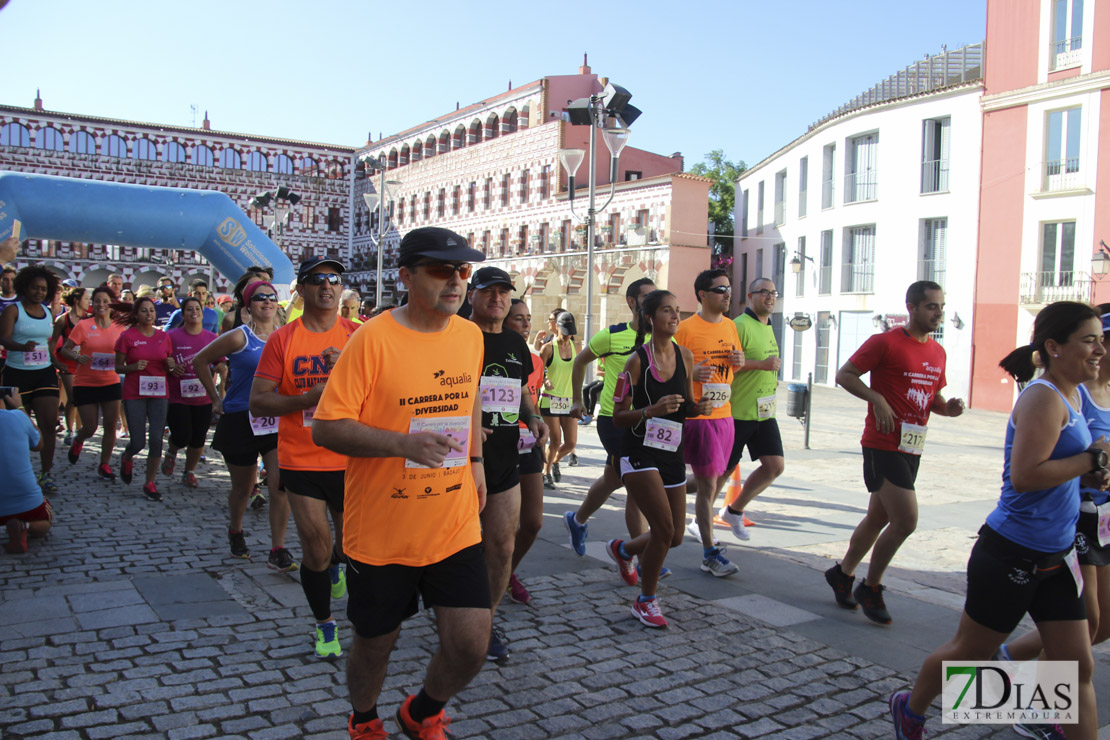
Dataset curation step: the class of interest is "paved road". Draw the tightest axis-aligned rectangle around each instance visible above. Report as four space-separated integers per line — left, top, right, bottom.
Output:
2 384 1107 738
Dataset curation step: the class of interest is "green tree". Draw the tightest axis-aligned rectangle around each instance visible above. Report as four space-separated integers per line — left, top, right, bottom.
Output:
690 150 746 255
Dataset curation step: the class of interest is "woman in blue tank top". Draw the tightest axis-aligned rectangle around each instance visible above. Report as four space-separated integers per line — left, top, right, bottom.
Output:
890 301 1110 740
0 266 62 494
192 279 295 571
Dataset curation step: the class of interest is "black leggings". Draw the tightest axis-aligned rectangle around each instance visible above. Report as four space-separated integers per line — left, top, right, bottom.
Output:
167 402 213 450
583 380 604 416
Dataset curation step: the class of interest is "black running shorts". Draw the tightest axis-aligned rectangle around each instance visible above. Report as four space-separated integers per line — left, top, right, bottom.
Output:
280 468 345 512
862 446 921 492
727 418 784 470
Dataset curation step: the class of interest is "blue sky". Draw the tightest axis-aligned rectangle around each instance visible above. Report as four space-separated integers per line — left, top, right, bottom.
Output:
0 0 985 170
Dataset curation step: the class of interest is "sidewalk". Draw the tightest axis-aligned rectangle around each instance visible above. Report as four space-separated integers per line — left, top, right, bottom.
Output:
0 386 1100 739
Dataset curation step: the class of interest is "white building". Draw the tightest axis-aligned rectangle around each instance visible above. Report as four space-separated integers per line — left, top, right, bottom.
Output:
733 44 983 399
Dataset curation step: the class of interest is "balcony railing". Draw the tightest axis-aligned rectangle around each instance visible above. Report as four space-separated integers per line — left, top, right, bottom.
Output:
1050 36 1082 71
818 265 833 295
921 159 949 193
1043 158 1082 192
774 200 785 226
917 259 945 286
1020 270 1091 305
821 179 834 209
841 261 875 294
844 172 877 203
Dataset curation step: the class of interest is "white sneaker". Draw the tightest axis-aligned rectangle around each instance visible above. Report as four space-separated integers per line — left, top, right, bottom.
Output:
719 507 750 541
686 519 721 547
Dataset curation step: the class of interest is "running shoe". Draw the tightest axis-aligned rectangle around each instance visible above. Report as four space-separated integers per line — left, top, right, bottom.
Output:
889 690 924 740
329 563 347 599
567 452 578 467
161 454 176 477
552 462 562 483
607 539 638 586
228 530 250 559
686 519 721 547
37 472 58 494
314 620 341 658
250 485 267 509
824 562 858 610
5 519 29 554
120 455 134 485
267 547 298 572
701 547 739 577
67 439 83 465
631 597 668 629
142 482 162 502
487 625 509 663
564 511 587 556
348 715 388 740
97 463 116 481
63 430 73 446
854 580 892 624
198 454 207 464
542 474 556 490
181 471 198 488
578 414 593 426
396 694 454 739
719 506 751 541
507 573 531 605
636 564 672 580
1014 722 1067 739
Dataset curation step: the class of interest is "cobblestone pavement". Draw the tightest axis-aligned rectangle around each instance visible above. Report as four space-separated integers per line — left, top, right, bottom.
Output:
0 385 1097 738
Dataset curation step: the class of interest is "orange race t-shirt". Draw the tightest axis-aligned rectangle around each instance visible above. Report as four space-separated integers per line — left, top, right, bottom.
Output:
313 311 485 567
674 313 742 421
254 316 360 472
67 318 125 388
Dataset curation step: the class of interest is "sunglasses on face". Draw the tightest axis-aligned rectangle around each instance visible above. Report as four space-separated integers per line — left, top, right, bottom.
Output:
302 273 342 286
412 262 473 280
250 293 279 303
705 285 731 295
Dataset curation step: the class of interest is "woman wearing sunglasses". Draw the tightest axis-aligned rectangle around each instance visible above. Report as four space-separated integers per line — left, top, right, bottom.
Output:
194 280 295 571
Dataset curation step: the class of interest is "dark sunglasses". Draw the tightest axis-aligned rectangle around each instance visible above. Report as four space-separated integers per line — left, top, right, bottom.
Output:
250 293 279 303
302 273 342 286
412 262 473 280
704 285 732 295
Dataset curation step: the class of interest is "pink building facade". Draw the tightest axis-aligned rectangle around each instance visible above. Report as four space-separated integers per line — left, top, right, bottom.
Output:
972 0 1110 411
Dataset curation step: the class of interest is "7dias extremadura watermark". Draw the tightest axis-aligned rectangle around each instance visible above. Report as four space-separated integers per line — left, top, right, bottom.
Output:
941 661 1077 724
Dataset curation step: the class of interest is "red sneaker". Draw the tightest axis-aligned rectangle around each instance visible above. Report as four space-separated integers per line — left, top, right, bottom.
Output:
120 455 134 484
631 597 668 628
606 539 638 586
396 694 453 739
347 715 387 739
97 463 116 481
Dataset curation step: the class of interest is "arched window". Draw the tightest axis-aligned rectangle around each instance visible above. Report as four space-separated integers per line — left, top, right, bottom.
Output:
38 126 64 151
425 134 437 158
452 124 466 150
399 144 410 166
519 103 531 130
192 145 214 166
411 141 423 162
387 148 398 169
134 138 157 160
438 131 450 154
274 154 293 174
246 151 268 172
69 131 95 154
102 134 129 158
162 141 186 163
297 156 318 176
469 119 482 145
503 109 518 135
219 148 242 169
485 112 500 140
1 122 30 147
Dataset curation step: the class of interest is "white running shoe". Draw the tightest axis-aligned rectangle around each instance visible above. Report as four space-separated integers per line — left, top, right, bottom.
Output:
719 506 750 540
686 519 721 547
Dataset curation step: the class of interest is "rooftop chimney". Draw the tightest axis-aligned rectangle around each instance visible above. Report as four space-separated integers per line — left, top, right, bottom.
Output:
579 53 590 75
202 111 210 130
33 89 43 111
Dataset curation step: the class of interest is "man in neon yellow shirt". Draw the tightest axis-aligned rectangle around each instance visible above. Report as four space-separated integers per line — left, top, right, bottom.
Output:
720 278 785 540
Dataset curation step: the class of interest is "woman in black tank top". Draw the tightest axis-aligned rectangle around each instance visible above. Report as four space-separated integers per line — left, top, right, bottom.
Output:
604 290 712 629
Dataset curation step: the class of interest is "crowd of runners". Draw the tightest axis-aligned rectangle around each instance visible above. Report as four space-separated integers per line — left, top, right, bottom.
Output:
3 225 1109 739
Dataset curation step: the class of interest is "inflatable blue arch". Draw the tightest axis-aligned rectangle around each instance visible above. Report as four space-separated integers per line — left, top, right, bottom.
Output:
0 172 294 285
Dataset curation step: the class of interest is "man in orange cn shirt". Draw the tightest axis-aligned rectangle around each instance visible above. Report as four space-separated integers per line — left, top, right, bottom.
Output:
251 256 360 659
675 269 745 578
313 227 488 740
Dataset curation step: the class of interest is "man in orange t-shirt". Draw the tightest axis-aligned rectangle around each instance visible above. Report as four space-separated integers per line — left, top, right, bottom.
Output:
674 269 744 578
312 227 489 740
251 256 359 660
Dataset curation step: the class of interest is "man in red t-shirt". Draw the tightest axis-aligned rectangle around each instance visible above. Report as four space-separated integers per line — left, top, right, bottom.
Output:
824 281 965 625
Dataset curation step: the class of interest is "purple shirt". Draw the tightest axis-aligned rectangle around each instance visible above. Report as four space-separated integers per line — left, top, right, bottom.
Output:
166 327 217 405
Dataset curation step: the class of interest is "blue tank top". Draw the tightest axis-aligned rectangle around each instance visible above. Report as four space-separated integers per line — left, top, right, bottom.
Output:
223 325 265 414
986 378 1092 552
1079 383 1110 506
7 302 53 370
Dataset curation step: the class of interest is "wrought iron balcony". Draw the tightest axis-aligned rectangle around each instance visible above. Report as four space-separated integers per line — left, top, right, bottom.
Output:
1020 270 1091 306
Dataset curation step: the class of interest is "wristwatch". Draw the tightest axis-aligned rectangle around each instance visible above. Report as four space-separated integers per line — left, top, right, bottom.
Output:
1087 447 1108 472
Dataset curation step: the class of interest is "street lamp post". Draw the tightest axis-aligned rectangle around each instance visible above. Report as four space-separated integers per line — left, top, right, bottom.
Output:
557 82 639 348
361 154 401 309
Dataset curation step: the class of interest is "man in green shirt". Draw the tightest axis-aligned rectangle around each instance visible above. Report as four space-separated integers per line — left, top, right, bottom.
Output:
564 278 657 557
720 278 785 540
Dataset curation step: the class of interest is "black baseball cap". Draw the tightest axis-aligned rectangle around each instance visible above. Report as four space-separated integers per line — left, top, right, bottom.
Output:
557 311 577 336
470 266 515 292
297 256 346 282
399 227 485 267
